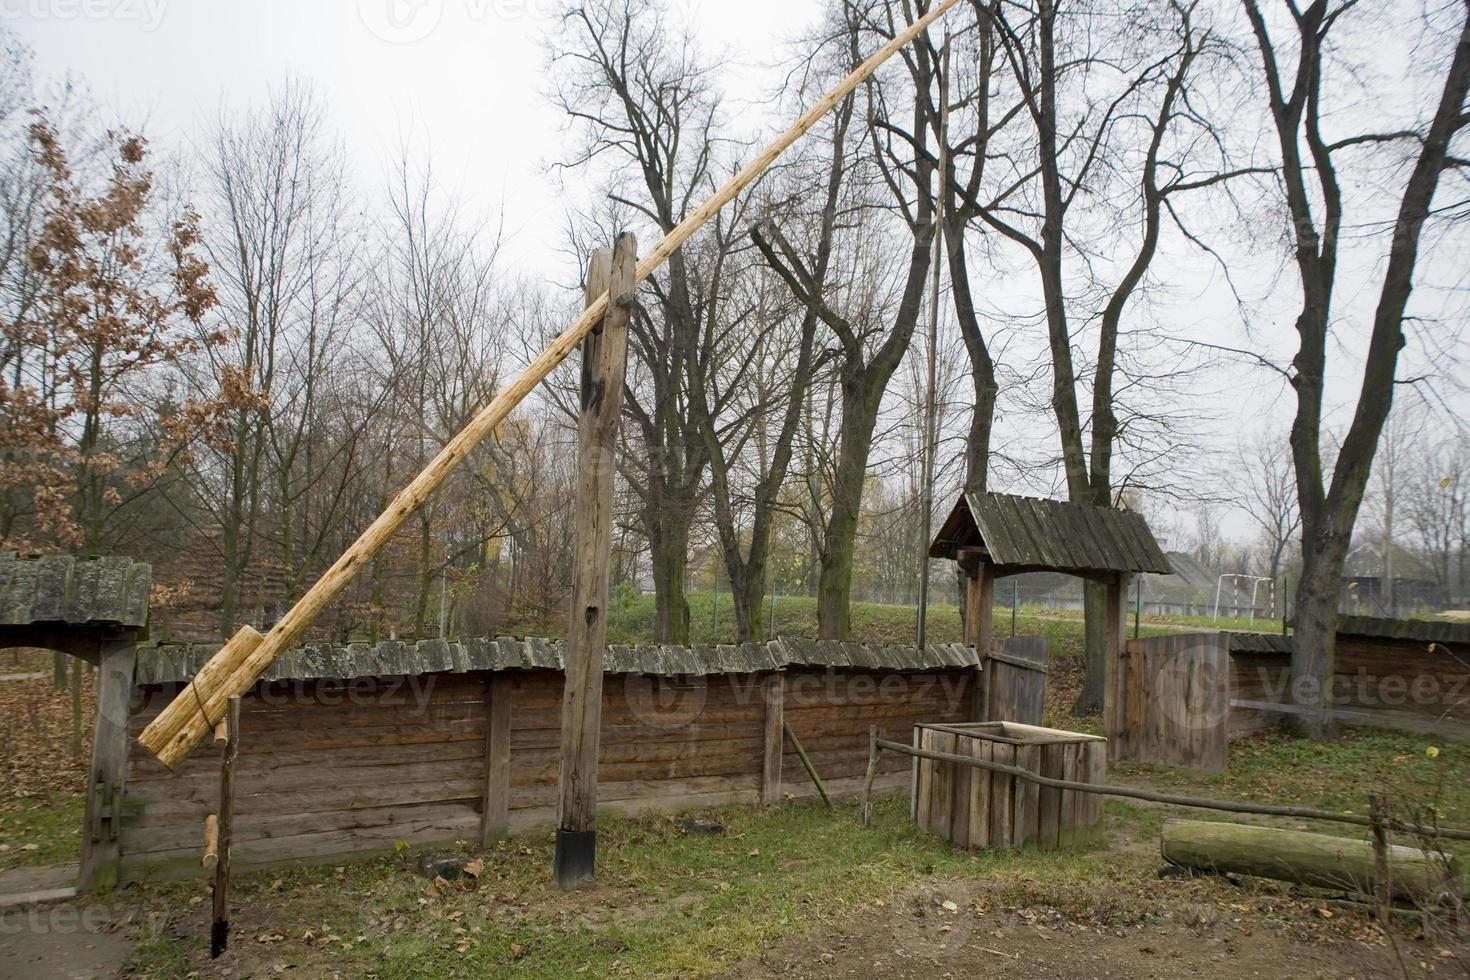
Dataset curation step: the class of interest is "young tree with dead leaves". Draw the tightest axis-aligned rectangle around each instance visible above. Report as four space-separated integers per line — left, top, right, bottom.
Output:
5 117 223 555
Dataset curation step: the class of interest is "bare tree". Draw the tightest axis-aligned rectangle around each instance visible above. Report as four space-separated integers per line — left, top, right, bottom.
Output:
972 0 1234 710
549 0 734 643
1240 440 1301 612
1241 0 1470 734
756 1 939 639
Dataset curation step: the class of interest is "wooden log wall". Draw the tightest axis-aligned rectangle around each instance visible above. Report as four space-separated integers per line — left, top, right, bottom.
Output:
1333 636 1470 725
782 670 974 802
120 667 973 880
1228 650 1291 735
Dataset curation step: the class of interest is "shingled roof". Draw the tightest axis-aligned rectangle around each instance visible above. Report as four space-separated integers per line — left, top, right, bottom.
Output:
0 552 151 629
133 635 979 685
1330 615 1470 647
928 492 1172 576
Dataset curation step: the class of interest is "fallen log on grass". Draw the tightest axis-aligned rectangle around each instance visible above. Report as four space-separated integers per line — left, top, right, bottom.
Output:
1161 819 1460 900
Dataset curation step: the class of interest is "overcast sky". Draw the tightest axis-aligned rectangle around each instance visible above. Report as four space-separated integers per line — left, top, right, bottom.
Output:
8 0 1468 553
10 0 822 278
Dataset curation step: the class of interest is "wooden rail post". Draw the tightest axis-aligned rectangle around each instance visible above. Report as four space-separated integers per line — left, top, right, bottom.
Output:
79 636 136 893
480 673 513 846
211 696 240 959
761 673 784 804
555 235 637 889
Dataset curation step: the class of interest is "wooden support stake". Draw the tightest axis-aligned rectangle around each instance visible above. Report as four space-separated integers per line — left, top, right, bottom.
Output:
137 0 968 772
211 696 240 960
201 814 219 869
784 723 832 809
480 673 513 847
78 636 136 893
1370 794 1392 925
861 726 882 828
555 235 636 890
760 673 784 805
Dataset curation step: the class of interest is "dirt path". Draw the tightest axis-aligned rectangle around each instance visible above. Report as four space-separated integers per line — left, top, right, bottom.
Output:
719 879 1457 980
0 902 131 979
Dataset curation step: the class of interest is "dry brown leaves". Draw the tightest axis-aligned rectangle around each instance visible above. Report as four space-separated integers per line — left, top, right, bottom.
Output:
0 653 96 802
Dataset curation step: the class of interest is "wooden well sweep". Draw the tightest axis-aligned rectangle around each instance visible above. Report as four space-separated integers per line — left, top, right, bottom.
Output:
912 721 1105 851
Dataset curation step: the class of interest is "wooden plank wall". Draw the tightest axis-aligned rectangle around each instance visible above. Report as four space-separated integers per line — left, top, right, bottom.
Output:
1227 636 1469 734
782 670 974 802
121 668 970 880
1112 634 1228 771
1229 650 1291 735
1334 636 1470 725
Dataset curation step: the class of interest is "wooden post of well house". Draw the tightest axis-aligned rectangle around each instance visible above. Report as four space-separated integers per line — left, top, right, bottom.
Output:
1103 573 1128 763
961 550 994 721
79 636 137 893
554 234 637 888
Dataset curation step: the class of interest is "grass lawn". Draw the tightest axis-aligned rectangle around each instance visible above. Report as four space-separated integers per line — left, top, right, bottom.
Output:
0 792 86 871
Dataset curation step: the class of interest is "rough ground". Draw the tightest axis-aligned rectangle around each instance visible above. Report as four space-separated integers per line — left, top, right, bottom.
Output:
721 876 1461 979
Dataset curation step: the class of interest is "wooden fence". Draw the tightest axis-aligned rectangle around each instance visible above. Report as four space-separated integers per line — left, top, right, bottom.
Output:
1108 633 1230 771
115 637 978 881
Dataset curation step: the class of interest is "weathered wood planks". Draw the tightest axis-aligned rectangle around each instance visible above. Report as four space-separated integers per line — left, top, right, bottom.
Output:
1109 633 1229 771
911 722 1106 852
119 667 976 882
556 237 636 888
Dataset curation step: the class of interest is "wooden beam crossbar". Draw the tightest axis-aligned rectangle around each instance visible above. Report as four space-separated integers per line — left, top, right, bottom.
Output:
868 737 1470 843
138 0 968 772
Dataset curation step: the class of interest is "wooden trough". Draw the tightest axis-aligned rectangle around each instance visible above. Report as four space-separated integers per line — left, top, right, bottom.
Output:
911 722 1105 851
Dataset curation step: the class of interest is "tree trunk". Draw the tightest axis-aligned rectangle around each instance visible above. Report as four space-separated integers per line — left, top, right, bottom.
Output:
1162 819 1456 900
817 397 878 640
648 508 691 644
1290 526 1348 738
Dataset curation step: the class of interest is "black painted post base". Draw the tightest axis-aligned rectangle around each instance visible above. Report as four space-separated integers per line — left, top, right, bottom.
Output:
210 919 229 959
554 827 597 889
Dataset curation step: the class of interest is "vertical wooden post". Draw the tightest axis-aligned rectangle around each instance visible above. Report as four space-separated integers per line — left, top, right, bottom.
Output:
554 234 637 889
211 696 240 959
760 673 784 805
480 673 512 846
860 726 881 828
1369 794 1391 925
79 636 136 893
964 559 995 721
1103 573 1127 763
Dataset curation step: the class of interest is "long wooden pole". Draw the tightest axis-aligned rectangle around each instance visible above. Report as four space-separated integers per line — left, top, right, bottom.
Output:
138 0 968 771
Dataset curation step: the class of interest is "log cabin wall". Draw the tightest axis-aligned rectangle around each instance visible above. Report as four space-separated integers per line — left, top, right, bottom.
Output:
118 638 977 881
